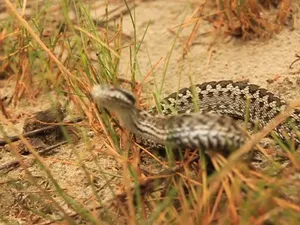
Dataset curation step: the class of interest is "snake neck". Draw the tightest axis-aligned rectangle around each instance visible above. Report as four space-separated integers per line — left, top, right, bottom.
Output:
115 107 167 144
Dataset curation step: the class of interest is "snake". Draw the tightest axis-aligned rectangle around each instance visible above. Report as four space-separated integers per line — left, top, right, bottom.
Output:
92 80 300 151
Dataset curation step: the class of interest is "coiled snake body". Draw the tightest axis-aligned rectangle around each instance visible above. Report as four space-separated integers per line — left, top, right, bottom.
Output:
92 80 300 151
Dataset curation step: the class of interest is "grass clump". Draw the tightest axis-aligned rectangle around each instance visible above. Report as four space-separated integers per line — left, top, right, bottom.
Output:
216 0 293 39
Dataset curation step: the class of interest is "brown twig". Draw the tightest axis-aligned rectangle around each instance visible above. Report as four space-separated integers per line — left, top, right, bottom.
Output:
0 140 68 174
0 117 84 146
0 125 59 146
0 96 9 119
289 54 300 69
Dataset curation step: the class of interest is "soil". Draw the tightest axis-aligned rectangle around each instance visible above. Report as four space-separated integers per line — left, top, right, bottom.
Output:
0 1 300 224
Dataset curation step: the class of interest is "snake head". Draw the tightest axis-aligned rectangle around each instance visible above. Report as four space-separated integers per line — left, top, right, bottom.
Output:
92 85 136 111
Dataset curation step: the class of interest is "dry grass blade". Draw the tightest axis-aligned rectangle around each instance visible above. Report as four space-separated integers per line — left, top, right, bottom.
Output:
4 0 71 80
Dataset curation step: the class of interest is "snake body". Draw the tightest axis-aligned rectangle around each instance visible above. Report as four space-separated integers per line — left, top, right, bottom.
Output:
154 80 300 144
92 80 300 151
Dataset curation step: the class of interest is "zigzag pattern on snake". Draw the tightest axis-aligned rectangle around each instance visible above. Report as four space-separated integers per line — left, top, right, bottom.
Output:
150 80 299 145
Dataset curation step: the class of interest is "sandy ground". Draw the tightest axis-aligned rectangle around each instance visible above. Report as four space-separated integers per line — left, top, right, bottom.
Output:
0 0 300 223
117 1 300 100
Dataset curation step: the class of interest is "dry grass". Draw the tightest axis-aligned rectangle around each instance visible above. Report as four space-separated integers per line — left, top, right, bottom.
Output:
0 0 299 224
169 0 294 59
215 0 293 39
